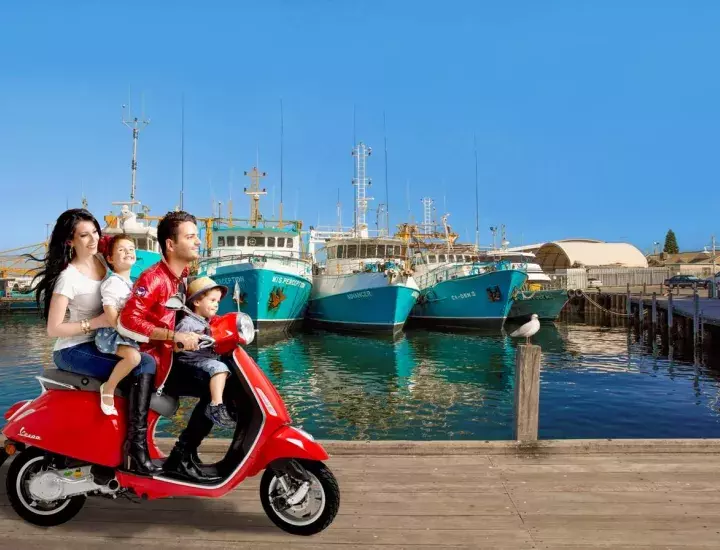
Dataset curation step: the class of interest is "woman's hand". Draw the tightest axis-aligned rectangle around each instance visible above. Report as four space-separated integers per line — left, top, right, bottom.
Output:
174 332 200 352
90 313 112 330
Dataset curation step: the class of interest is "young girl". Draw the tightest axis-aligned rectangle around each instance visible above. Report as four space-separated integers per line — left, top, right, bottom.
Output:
174 276 235 428
94 234 142 416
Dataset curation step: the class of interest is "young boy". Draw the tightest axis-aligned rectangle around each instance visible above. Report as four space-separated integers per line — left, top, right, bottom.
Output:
174 277 235 428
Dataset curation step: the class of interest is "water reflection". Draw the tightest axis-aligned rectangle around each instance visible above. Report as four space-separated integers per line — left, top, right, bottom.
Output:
3 315 720 440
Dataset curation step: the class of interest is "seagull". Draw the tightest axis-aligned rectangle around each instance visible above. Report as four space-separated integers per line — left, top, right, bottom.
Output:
509 313 540 344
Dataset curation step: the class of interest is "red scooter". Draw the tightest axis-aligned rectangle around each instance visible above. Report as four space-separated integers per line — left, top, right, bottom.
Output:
0 298 340 536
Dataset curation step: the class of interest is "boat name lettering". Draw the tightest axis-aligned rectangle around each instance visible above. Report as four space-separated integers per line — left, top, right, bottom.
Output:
347 291 372 300
272 276 306 288
216 276 244 285
451 291 476 301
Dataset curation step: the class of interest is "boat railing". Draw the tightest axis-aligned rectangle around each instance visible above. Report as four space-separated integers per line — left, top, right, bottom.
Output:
199 253 312 272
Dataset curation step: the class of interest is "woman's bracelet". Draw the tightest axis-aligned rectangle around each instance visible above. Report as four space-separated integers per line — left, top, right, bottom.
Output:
80 319 91 334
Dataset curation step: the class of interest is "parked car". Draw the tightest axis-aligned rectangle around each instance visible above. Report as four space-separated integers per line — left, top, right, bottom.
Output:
663 275 708 289
587 277 603 289
705 272 720 284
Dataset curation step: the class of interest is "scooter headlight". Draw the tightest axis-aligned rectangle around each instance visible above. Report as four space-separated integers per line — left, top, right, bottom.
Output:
237 312 256 345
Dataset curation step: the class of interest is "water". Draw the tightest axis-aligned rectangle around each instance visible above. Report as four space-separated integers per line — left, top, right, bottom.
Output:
2 314 720 440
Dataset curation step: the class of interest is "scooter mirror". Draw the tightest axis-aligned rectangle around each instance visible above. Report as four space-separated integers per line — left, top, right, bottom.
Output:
165 295 186 311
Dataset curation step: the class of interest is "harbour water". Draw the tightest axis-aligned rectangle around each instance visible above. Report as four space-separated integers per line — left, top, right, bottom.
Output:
2 314 720 440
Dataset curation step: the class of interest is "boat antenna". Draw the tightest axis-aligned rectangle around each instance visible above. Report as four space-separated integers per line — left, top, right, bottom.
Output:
336 188 342 231
228 168 234 226
122 99 150 210
180 93 185 210
279 98 284 226
383 111 390 235
243 166 267 228
473 133 479 250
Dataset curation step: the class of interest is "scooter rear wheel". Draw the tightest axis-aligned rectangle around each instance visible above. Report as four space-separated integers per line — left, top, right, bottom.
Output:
260 459 340 536
6 448 87 527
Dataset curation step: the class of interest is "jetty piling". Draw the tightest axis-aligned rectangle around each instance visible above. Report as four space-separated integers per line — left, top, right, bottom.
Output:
514 344 541 441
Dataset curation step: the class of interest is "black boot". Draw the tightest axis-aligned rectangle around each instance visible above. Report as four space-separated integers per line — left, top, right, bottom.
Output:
162 398 220 482
163 442 221 482
124 373 162 475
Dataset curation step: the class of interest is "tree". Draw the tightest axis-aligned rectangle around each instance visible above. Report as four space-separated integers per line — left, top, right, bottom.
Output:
663 229 679 254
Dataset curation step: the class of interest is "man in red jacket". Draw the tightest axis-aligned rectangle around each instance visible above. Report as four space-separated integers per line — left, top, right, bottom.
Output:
119 210 215 480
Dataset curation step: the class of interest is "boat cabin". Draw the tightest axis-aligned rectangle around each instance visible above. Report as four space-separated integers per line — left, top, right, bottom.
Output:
212 226 302 259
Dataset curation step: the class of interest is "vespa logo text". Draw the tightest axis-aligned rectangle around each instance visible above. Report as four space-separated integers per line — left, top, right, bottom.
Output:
347 291 372 300
19 427 41 441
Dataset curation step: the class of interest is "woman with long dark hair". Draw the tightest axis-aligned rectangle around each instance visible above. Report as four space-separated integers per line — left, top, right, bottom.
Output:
32 208 161 475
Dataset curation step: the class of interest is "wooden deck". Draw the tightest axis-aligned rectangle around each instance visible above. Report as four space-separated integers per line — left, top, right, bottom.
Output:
2 439 720 549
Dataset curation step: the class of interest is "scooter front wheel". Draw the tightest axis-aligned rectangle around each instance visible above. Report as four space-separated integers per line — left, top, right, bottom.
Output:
6 448 87 527
260 459 340 536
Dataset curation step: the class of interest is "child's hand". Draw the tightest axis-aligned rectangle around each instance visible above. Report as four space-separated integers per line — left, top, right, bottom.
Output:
174 332 200 351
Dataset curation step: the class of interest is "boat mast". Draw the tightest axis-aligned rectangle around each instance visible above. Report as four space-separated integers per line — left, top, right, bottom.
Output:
279 99 284 227
351 142 373 238
122 101 150 210
244 167 267 228
473 134 480 250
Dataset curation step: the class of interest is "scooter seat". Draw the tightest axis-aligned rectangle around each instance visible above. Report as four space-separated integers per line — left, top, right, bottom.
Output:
39 368 179 417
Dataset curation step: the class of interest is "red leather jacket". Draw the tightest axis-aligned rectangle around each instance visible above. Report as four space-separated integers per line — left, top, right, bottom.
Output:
118 259 188 390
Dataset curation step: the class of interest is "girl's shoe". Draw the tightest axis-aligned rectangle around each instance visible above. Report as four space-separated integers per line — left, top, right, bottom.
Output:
99 383 118 416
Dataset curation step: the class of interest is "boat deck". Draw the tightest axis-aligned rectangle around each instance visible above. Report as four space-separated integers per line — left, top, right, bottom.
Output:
2 439 720 549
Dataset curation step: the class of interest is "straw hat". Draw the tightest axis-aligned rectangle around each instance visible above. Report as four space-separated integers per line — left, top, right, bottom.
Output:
186 276 228 304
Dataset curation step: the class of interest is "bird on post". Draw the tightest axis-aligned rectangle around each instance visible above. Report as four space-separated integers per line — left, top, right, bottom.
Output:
509 313 540 344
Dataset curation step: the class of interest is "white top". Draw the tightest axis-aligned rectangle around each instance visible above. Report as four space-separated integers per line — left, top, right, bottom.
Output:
52 264 104 351
100 273 133 309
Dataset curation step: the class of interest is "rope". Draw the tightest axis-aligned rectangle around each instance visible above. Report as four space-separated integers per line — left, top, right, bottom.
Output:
581 291 633 317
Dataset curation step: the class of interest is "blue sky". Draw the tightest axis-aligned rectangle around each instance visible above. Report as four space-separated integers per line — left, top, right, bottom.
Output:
1 1 718 254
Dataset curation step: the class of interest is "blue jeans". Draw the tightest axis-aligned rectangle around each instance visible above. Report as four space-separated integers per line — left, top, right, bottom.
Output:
53 342 156 379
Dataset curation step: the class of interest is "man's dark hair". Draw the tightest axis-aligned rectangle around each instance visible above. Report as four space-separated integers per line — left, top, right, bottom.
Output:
157 211 197 258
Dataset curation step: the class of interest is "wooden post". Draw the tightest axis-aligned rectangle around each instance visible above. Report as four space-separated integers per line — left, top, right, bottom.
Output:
514 344 541 441
626 284 631 318
694 289 700 349
651 292 658 330
638 293 644 328
643 282 647 296
668 291 674 336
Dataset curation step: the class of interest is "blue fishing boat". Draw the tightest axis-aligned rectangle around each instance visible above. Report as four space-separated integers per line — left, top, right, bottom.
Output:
305 142 419 334
400 209 527 330
198 167 313 334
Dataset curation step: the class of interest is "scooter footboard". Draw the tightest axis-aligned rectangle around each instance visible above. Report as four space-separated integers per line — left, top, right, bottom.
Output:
249 426 329 476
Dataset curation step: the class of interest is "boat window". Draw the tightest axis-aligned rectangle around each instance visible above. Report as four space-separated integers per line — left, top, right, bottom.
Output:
439 254 446 262
365 244 376 257
337 245 345 259
376 244 386 257
359 244 367 258
347 245 357 258
247 236 265 247
277 237 285 247
237 236 245 246
286 238 293 248
218 236 226 247
464 255 471 262
227 236 236 246
394 245 401 257
327 246 335 260
267 237 275 247
429 255 436 263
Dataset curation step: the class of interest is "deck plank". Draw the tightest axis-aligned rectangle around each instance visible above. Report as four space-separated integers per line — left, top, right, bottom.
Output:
1 440 720 548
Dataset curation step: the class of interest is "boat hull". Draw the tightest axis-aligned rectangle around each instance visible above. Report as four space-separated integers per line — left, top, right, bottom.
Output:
507 288 569 322
408 269 528 330
131 250 161 280
208 266 312 334
307 273 419 334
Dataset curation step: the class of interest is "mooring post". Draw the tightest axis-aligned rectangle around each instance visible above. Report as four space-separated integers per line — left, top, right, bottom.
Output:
651 292 657 330
626 283 631 318
514 344 541 441
639 291 645 327
694 289 700 349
